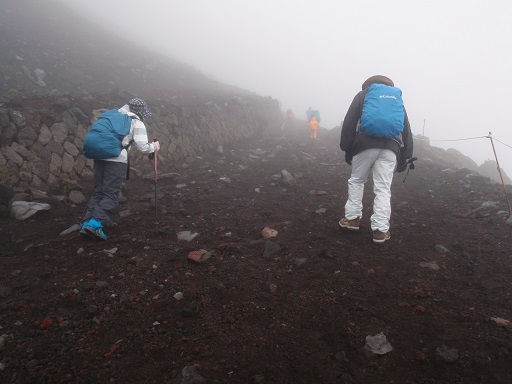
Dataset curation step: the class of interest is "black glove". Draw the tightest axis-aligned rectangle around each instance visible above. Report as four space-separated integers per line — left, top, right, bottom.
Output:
408 157 417 170
345 151 353 165
396 158 407 173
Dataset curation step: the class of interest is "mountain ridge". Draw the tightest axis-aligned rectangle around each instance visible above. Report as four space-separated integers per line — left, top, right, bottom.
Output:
0 0 253 104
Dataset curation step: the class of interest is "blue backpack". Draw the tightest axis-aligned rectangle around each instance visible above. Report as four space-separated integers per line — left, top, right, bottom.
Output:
360 83 404 139
83 109 135 159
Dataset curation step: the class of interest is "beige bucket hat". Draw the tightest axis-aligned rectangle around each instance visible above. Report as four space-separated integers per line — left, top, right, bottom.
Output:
361 75 394 90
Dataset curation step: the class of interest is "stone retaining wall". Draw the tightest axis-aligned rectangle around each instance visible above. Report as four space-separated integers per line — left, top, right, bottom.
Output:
0 95 283 194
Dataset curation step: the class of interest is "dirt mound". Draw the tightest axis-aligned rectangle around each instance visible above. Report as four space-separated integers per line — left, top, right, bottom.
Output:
1 130 511 383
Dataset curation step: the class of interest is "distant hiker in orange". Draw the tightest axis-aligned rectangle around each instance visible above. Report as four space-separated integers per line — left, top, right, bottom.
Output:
309 116 319 138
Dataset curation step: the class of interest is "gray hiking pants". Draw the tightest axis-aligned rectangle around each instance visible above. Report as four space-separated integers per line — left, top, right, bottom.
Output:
82 160 127 226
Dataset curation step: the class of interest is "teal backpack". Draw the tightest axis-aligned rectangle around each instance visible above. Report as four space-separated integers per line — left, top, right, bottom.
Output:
83 109 135 159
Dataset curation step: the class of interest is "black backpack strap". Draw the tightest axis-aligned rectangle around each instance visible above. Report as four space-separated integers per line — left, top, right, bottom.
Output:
122 139 134 151
126 157 131 180
124 114 140 179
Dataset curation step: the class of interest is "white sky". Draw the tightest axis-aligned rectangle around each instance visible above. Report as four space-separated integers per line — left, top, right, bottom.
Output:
58 0 512 174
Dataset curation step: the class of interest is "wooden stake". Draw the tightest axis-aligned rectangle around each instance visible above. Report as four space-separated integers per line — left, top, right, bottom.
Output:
488 132 512 215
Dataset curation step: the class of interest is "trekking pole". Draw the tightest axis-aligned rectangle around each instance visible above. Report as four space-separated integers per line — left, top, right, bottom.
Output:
149 139 159 224
402 157 418 183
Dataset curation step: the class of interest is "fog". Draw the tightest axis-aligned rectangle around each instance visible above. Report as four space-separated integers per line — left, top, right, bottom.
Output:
57 0 512 175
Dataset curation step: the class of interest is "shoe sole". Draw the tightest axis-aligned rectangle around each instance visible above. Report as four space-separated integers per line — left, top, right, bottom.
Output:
80 229 94 238
339 220 359 231
85 227 107 240
373 234 391 244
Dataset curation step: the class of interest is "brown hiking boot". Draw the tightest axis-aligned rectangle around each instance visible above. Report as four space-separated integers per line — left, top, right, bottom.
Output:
339 217 360 231
373 230 391 244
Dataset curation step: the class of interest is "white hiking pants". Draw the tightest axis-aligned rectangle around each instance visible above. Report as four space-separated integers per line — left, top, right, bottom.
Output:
345 148 397 232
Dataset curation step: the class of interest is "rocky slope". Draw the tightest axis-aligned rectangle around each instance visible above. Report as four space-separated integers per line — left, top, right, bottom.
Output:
1 130 511 383
0 2 512 383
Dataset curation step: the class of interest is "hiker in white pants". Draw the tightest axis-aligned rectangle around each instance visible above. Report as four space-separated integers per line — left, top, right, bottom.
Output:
345 148 396 235
338 75 414 244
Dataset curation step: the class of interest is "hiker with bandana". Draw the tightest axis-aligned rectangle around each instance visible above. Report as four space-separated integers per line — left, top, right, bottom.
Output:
80 98 160 240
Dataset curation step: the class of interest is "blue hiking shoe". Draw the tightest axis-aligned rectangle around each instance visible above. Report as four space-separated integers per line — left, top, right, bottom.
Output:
85 226 108 240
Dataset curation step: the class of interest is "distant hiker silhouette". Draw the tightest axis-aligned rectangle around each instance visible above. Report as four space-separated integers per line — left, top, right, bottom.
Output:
306 107 312 122
281 109 295 137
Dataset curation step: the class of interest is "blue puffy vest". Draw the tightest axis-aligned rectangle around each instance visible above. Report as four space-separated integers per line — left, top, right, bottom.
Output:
360 83 404 139
83 109 133 159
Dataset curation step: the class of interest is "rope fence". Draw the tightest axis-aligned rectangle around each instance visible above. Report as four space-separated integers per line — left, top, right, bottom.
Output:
493 137 512 150
418 135 511 147
417 132 511 214
420 136 489 142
